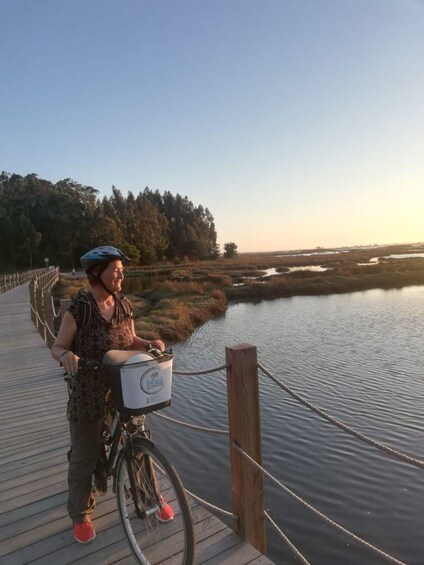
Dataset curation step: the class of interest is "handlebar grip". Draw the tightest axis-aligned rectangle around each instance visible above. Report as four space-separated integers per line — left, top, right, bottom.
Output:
145 345 161 357
78 358 101 370
145 345 173 357
63 358 101 382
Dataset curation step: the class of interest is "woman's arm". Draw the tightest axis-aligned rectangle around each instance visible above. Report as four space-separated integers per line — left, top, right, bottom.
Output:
129 320 165 352
51 311 80 375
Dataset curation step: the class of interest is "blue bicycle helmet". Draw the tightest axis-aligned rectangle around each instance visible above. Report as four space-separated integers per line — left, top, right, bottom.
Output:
80 246 130 273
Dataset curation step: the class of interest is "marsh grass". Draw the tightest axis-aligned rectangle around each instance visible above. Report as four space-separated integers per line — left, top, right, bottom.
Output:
225 260 424 301
53 277 88 298
132 279 227 341
52 276 227 343
52 244 424 342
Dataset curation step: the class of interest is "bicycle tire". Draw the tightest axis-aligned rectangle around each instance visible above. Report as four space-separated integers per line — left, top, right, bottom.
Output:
116 437 194 565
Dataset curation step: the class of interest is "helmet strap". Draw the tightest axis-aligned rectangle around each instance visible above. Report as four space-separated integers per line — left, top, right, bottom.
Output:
98 276 116 296
89 263 117 296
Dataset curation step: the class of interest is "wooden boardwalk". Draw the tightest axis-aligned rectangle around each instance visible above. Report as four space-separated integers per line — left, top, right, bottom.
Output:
0 284 274 565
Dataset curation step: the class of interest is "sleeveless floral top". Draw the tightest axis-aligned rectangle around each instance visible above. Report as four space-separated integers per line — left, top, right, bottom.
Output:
67 291 133 422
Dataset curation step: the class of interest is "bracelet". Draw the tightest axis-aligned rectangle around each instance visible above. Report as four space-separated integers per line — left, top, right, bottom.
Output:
59 350 70 360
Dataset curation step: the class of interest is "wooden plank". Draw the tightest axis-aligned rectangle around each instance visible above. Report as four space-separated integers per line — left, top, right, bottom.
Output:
0 445 68 474
0 492 68 529
0 448 65 474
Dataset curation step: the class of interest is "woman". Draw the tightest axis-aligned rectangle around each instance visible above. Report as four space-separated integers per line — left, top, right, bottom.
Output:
51 245 173 544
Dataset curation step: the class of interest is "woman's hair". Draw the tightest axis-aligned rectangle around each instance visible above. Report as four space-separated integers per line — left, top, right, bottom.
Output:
86 261 112 286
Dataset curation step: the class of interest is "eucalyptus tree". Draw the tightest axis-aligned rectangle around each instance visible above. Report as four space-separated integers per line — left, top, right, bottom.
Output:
0 170 221 270
0 172 43 269
135 192 168 264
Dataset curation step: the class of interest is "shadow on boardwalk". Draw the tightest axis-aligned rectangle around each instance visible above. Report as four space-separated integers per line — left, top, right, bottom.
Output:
0 284 274 565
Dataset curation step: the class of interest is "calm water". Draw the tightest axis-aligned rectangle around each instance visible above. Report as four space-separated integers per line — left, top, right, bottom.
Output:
148 286 424 565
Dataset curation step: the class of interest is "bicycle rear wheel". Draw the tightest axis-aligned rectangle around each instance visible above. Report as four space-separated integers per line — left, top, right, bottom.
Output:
116 438 194 565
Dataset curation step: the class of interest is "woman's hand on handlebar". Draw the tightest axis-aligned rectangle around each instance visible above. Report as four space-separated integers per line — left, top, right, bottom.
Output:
60 350 80 377
147 339 165 353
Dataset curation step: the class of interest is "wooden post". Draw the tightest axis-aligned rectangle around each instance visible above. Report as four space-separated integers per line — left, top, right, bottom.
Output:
36 287 45 340
225 343 266 554
29 280 36 326
43 290 55 348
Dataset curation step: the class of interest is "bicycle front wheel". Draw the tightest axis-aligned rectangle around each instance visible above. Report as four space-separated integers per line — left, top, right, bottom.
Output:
116 438 194 565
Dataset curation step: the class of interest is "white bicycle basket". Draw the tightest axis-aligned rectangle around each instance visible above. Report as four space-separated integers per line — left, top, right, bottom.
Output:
103 350 173 415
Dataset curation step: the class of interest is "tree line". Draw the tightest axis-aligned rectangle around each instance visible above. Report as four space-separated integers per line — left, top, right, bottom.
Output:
0 171 221 271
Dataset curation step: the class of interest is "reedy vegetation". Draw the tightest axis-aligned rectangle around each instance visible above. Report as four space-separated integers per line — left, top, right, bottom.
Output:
53 243 424 342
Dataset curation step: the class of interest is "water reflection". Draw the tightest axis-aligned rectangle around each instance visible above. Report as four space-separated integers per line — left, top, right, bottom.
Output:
151 286 424 565
370 253 424 263
287 265 330 272
263 266 330 275
122 273 159 294
276 250 350 257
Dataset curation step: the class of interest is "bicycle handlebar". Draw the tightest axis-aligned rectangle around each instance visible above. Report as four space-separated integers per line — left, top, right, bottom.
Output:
63 346 172 382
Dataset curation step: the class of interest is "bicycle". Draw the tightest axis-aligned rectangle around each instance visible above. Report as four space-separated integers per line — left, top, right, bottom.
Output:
65 348 195 565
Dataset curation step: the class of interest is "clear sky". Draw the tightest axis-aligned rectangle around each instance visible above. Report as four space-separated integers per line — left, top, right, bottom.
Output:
1 0 423 252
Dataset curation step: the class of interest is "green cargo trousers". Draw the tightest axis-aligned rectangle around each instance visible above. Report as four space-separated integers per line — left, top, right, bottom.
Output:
67 418 103 523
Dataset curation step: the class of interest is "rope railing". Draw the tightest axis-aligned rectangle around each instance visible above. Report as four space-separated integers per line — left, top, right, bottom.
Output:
258 362 424 470
151 368 232 517
167 351 416 563
185 487 237 520
233 443 407 565
0 268 47 293
265 511 311 565
50 294 61 318
29 267 60 345
152 411 229 435
173 364 228 376
152 363 230 433
29 302 57 340
146 361 235 520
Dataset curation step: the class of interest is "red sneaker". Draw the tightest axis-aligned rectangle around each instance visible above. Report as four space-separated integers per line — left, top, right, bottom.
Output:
156 497 174 523
73 521 96 543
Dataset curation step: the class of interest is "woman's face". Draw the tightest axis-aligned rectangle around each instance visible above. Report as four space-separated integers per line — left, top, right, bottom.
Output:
100 260 124 293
